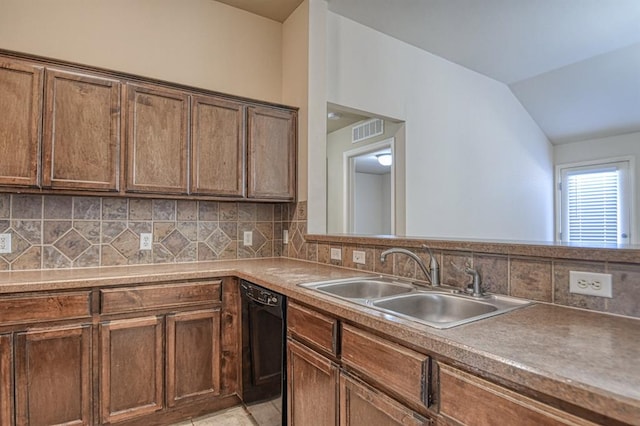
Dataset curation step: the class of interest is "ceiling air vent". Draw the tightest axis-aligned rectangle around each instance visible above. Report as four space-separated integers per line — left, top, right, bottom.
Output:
352 118 384 143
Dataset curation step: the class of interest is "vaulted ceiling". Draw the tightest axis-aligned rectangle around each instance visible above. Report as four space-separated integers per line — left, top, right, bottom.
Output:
218 0 640 145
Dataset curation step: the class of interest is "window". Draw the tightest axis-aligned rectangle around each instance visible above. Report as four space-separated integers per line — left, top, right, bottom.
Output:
556 158 633 244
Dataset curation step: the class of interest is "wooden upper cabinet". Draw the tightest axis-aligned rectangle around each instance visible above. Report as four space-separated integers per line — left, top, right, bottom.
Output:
0 58 43 187
247 106 296 201
191 95 245 196
42 69 121 191
125 83 189 194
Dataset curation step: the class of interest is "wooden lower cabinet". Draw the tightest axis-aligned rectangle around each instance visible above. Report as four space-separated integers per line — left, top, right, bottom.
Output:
438 364 596 426
340 373 429 426
99 316 164 424
287 338 339 426
0 334 12 426
15 325 92 426
166 308 221 407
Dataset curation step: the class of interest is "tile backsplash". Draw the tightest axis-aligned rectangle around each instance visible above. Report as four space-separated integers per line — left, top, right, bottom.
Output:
0 193 291 270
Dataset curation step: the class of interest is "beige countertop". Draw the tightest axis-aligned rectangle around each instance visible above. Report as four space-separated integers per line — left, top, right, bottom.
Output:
0 258 638 425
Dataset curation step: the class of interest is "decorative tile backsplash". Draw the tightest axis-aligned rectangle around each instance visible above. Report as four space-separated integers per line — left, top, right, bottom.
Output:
297 231 640 320
0 194 290 270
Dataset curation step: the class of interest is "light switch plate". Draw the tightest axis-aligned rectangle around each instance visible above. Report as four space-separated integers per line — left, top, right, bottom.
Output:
244 231 253 246
330 247 341 261
0 233 11 254
569 271 612 298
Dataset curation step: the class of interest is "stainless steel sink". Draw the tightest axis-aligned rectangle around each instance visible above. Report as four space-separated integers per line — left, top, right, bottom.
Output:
300 277 415 301
299 277 532 329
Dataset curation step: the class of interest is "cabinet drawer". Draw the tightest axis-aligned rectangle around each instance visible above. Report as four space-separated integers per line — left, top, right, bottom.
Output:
101 281 221 314
287 302 338 356
0 292 91 325
341 324 430 410
439 364 596 426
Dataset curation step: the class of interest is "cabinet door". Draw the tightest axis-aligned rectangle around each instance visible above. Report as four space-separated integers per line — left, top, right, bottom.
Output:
125 83 189 194
43 69 121 191
15 325 91 426
0 334 12 426
100 316 164 423
191 95 245 196
340 373 429 426
166 308 221 407
0 58 43 187
247 106 296 200
287 339 338 426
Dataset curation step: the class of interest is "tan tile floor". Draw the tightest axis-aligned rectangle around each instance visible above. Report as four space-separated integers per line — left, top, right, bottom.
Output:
172 398 281 426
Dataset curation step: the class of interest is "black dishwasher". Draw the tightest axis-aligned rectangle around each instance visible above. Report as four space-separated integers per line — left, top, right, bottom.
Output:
240 280 286 424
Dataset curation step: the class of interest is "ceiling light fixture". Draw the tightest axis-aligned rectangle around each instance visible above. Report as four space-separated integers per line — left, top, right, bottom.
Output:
327 111 342 120
376 153 392 166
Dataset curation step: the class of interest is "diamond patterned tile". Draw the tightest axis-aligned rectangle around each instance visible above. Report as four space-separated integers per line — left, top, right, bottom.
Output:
11 246 41 270
54 229 91 260
163 229 190 256
13 220 41 244
111 229 140 258
206 227 232 255
43 221 72 244
2 231 30 262
43 246 71 269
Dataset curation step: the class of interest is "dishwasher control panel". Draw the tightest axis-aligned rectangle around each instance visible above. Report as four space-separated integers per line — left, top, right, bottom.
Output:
241 281 282 306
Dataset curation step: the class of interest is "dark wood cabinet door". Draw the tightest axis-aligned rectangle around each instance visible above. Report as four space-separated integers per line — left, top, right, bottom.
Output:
166 309 221 407
191 95 245 196
15 325 91 426
0 58 43 187
287 339 338 426
125 83 189 194
340 373 429 426
42 69 121 191
0 334 11 426
247 106 296 200
100 316 163 424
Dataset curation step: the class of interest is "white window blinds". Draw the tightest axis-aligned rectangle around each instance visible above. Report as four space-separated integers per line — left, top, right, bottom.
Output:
558 160 632 244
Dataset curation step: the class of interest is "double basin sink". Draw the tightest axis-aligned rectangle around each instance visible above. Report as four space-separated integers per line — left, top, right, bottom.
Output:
299 277 531 329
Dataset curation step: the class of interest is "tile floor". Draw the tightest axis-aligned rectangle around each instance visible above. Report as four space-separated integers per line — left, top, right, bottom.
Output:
172 397 282 426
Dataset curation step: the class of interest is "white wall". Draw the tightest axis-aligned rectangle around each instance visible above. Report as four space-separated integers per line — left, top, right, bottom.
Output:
354 172 391 234
0 0 283 103
324 12 554 241
555 131 640 243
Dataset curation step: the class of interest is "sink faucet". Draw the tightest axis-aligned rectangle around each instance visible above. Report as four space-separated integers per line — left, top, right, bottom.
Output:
379 246 440 286
452 262 484 297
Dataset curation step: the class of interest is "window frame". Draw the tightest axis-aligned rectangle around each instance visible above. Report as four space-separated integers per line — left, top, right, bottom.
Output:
555 156 635 244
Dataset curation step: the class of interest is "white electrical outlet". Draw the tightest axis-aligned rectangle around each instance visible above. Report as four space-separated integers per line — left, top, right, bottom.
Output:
353 250 366 265
569 271 612 298
330 247 341 261
283 229 289 244
244 231 253 246
139 233 152 251
0 233 11 254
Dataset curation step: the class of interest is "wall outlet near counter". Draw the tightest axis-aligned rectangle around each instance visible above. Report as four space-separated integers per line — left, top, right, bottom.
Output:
353 250 366 265
243 231 253 246
330 247 342 261
139 233 152 251
0 233 11 254
569 271 612 298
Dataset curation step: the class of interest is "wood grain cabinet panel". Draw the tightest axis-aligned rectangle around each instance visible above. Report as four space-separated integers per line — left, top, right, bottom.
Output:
125 83 189 194
191 95 245 196
167 309 221 407
287 302 338 356
287 339 338 426
0 58 43 187
439 364 596 426
340 373 429 426
15 325 91 426
100 316 164 424
247 106 296 201
0 334 12 426
341 324 431 412
0 292 91 325
42 69 121 191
